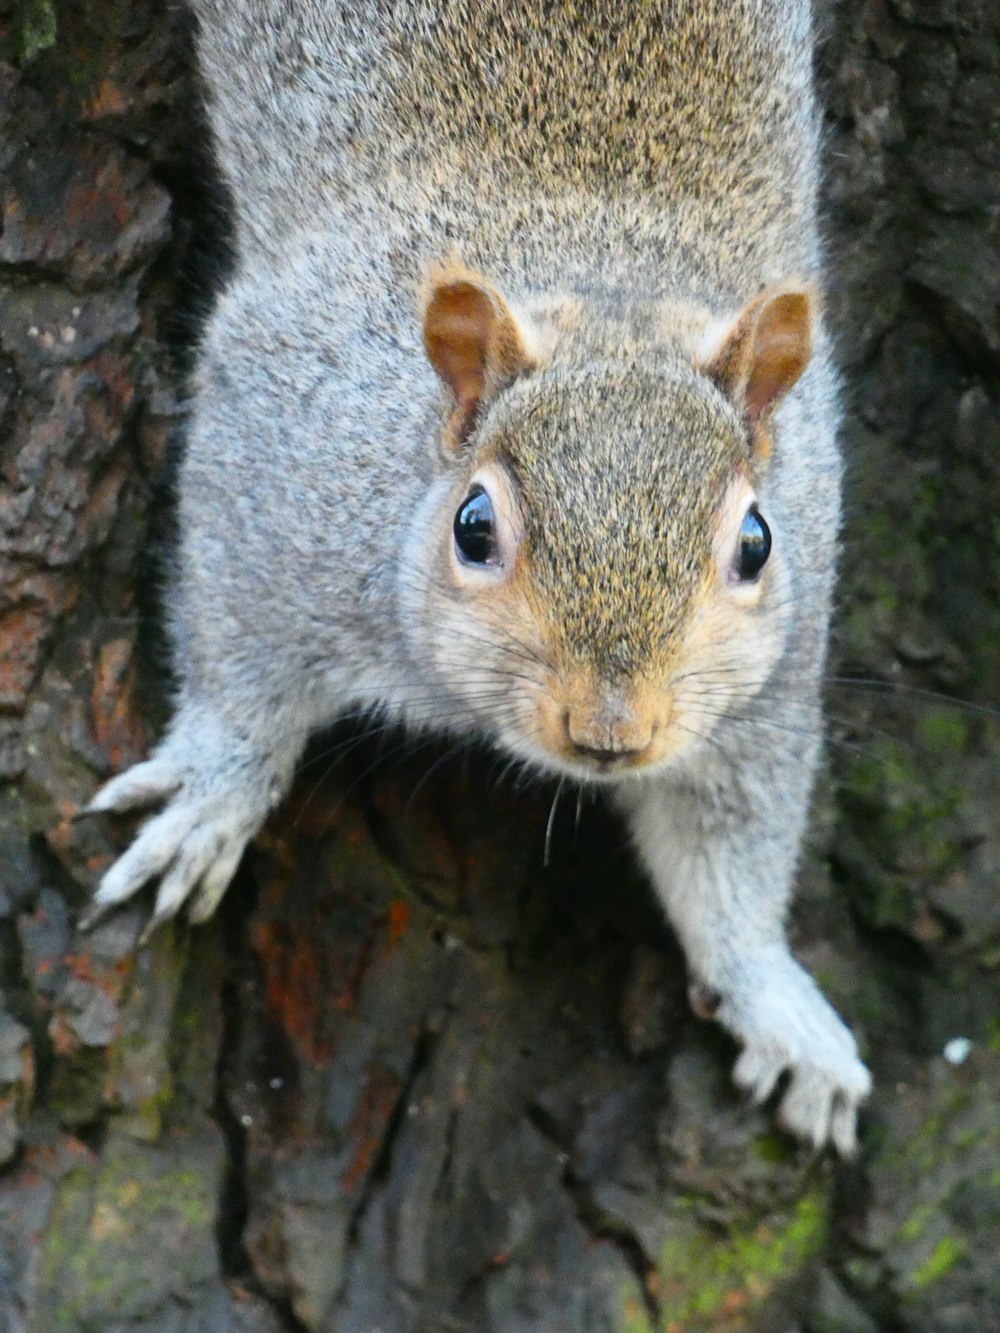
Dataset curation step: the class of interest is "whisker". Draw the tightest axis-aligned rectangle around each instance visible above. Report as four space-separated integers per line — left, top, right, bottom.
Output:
403 736 478 819
544 778 564 868
678 702 872 758
823 675 1000 723
673 662 999 724
671 716 738 767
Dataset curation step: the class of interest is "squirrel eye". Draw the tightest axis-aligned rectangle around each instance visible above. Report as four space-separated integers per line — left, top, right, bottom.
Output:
734 504 771 582
454 486 498 565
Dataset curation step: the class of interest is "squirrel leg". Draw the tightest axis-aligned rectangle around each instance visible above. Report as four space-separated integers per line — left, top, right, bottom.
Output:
617 775 871 1155
82 700 308 939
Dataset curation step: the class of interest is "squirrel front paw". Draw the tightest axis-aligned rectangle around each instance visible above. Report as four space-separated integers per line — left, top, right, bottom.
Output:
81 750 268 941
695 957 872 1155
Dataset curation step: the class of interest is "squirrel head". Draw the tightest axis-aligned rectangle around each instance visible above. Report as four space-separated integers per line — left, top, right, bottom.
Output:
408 262 813 781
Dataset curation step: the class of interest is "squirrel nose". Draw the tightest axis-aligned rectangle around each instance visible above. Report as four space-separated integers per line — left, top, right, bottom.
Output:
564 705 653 764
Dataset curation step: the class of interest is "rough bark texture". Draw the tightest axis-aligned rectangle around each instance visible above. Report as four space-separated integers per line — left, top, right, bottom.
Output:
1 1 999 1330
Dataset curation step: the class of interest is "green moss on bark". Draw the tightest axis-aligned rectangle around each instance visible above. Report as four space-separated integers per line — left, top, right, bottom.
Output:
16 0 57 61
658 1190 827 1330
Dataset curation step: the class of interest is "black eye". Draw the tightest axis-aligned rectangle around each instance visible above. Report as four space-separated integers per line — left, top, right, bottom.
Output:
735 505 771 582
454 486 498 565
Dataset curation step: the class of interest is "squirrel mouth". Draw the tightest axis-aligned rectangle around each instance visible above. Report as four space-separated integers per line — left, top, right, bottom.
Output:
563 734 661 778
573 746 647 774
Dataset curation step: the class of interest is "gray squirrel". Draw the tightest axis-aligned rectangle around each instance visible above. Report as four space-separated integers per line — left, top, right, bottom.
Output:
84 0 873 1152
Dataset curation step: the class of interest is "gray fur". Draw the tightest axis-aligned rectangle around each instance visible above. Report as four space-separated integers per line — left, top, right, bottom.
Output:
87 0 870 1148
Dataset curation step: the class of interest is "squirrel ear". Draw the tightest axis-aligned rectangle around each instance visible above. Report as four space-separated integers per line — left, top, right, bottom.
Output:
701 284 814 428
422 265 534 449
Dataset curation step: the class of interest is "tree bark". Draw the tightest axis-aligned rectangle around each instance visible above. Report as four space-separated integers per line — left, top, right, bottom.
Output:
1 2 998 1330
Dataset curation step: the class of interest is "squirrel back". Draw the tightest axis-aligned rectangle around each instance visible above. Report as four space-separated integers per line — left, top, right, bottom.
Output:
193 0 821 302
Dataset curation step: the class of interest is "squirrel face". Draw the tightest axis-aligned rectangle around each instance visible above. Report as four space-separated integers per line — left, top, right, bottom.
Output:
411 265 811 781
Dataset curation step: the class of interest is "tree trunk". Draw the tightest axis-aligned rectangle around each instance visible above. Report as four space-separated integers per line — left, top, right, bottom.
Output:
1 2 998 1329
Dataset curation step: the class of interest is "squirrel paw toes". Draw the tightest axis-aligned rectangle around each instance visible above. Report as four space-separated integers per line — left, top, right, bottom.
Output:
777 1057 870 1156
723 967 872 1155
733 1028 872 1155
84 792 254 937
85 759 182 815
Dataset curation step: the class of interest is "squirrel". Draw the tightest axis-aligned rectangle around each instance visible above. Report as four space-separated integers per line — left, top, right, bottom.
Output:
82 0 872 1153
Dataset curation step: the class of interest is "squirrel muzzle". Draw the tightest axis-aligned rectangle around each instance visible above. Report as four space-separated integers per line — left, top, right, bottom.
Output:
564 693 654 769
534 674 668 776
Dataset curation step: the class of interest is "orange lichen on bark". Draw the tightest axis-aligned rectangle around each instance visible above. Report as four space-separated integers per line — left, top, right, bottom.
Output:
62 949 132 993
90 637 146 770
84 79 128 119
339 1064 403 1193
386 899 409 946
252 914 336 1066
331 937 374 1015
0 608 51 710
92 351 136 414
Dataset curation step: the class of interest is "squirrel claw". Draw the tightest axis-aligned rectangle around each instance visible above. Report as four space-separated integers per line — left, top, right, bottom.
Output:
137 910 172 949
187 840 246 923
829 1090 864 1158
77 900 111 933
86 761 182 817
